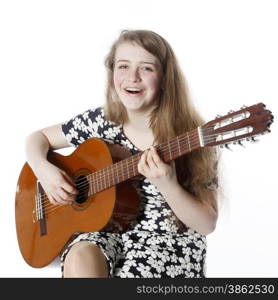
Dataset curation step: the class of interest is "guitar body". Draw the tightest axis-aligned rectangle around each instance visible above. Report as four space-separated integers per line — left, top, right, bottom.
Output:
15 138 140 268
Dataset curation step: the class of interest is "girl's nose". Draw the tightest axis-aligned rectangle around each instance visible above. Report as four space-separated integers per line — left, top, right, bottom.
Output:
127 68 141 82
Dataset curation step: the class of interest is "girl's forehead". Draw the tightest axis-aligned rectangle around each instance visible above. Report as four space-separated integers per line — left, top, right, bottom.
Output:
115 42 158 63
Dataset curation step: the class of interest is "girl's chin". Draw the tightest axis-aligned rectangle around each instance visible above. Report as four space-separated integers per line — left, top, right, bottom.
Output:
119 96 156 112
122 103 155 115
122 103 144 111
120 98 145 109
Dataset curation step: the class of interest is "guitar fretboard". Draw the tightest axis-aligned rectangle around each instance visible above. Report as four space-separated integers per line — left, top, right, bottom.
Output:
84 128 201 196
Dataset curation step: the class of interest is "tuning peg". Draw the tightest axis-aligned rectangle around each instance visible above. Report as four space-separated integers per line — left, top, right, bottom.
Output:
251 136 259 143
237 140 245 147
228 110 234 114
261 129 271 135
215 114 222 119
225 143 233 151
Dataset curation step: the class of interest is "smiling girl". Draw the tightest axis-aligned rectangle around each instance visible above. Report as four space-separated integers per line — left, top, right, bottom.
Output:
25 29 219 278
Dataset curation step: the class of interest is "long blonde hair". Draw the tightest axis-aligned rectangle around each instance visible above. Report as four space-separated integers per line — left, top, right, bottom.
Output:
104 29 218 210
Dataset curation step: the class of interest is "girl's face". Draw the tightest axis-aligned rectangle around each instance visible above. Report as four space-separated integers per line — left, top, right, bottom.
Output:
113 42 163 113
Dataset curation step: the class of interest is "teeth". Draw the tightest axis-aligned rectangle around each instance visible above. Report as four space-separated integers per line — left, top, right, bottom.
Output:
125 88 141 92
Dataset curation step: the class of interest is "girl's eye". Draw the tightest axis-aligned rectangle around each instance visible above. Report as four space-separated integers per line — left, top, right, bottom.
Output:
142 66 153 72
118 65 128 69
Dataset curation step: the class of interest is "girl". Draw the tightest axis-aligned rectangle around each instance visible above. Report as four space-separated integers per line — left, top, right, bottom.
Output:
25 29 219 278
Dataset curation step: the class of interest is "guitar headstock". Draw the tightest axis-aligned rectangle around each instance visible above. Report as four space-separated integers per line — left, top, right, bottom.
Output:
202 103 274 148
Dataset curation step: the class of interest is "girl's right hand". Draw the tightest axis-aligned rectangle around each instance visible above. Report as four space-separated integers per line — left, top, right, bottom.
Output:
35 161 78 205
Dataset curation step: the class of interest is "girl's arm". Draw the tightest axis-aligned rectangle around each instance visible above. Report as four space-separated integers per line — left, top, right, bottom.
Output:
25 124 78 205
138 146 218 235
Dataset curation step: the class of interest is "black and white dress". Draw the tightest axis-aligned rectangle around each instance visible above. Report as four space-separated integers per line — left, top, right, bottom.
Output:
60 106 207 278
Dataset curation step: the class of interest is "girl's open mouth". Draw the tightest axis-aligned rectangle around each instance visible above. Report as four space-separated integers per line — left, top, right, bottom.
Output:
124 88 144 95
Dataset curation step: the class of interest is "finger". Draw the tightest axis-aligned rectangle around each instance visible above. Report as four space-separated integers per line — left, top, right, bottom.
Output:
57 189 76 204
47 194 58 205
138 150 148 174
61 181 78 196
146 148 158 169
57 188 74 203
140 150 149 167
62 173 78 194
151 146 165 167
48 194 65 206
53 191 71 205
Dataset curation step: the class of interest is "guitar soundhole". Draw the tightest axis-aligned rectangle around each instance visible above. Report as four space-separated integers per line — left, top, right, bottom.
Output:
75 175 89 204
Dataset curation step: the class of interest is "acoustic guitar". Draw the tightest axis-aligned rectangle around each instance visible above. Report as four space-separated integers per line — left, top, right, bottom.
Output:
15 103 273 268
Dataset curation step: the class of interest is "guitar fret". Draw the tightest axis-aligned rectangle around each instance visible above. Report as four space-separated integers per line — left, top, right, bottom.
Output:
110 166 115 186
118 162 121 182
168 140 172 160
187 132 191 152
99 170 102 191
105 169 108 189
104 169 107 190
133 156 136 176
91 174 95 194
88 175 92 196
106 169 108 189
126 158 129 179
116 163 119 184
112 167 115 185
104 169 106 190
95 172 99 193
177 136 181 156
94 174 96 193
121 161 124 182
103 169 106 190
102 169 105 190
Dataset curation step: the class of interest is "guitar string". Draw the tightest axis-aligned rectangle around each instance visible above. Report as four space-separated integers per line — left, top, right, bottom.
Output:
37 126 249 215
35 132 203 212
37 128 208 211
35 128 235 217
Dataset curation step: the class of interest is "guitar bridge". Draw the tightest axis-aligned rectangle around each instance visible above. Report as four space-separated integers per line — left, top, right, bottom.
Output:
36 181 47 236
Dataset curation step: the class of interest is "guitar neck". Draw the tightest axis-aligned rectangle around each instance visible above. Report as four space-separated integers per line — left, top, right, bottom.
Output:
86 128 201 195
83 102 274 195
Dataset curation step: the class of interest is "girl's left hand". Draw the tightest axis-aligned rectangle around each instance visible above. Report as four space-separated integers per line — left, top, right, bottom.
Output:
137 146 178 189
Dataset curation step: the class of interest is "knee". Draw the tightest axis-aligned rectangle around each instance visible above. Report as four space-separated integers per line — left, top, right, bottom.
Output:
67 241 100 259
63 241 108 277
65 241 100 265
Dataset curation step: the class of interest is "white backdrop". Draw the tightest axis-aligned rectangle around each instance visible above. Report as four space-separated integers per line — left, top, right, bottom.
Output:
0 0 277 277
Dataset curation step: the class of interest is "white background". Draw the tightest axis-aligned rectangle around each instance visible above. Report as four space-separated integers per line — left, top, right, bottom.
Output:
0 0 277 277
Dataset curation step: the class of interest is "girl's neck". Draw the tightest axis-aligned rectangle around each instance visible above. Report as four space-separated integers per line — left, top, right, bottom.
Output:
124 109 151 131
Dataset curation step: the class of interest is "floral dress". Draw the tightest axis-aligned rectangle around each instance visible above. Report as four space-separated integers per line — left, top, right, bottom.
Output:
60 106 207 278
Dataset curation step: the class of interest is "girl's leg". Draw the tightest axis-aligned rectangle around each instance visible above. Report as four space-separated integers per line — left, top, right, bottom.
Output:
63 241 109 278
